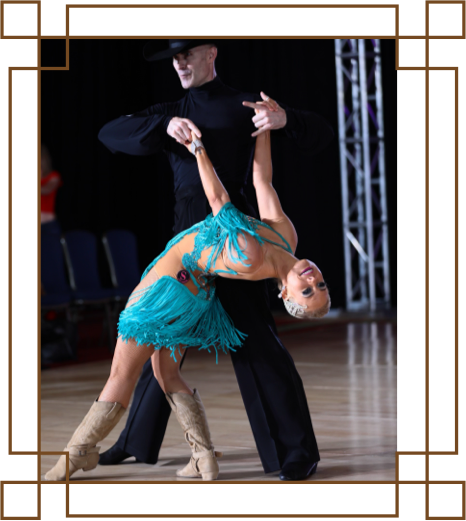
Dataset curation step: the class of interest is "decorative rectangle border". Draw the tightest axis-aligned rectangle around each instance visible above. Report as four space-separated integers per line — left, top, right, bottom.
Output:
1 1 464 519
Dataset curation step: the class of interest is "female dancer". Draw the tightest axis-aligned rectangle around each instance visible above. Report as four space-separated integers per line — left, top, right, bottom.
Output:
44 99 330 482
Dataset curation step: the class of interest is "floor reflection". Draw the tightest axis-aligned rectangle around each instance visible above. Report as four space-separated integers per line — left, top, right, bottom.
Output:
41 317 397 482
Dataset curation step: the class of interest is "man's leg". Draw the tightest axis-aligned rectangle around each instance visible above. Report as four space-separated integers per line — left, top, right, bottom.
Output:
216 277 320 475
99 359 172 464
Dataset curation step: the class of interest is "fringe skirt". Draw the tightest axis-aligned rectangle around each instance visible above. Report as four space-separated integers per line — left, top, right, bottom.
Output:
117 275 246 361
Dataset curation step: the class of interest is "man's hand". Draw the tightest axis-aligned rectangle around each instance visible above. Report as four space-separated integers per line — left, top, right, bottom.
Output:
242 92 287 137
167 117 202 145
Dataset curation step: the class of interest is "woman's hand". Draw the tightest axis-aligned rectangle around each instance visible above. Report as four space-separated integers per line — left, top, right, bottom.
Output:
181 130 202 154
256 94 279 113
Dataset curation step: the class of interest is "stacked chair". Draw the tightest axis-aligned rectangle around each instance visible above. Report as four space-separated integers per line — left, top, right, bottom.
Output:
41 229 141 357
41 234 76 365
41 234 73 311
102 230 142 333
61 231 117 350
102 230 141 302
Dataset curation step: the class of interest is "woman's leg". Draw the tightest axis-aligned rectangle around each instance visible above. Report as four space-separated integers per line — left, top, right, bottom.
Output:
99 264 161 408
151 347 192 395
99 337 154 408
44 338 153 481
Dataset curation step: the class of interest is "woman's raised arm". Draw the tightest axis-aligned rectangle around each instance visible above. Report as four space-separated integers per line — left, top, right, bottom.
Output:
252 130 286 222
251 100 298 252
187 133 230 216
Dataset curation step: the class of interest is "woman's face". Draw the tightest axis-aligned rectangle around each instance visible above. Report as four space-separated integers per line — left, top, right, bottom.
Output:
285 259 328 312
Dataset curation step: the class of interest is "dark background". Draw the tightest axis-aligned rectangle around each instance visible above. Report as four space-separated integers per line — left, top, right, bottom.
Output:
41 39 397 310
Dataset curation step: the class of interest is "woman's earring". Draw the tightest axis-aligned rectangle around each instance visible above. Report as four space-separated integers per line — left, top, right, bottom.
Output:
278 286 286 299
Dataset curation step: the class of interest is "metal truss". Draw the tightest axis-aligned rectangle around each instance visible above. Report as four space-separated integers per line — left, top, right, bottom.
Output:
335 39 391 311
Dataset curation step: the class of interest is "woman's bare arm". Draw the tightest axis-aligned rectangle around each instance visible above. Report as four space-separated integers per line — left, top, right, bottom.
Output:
252 129 298 252
253 131 283 221
187 133 230 216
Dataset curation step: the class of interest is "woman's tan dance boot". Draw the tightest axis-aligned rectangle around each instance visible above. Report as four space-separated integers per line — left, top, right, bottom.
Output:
166 389 222 481
44 400 126 481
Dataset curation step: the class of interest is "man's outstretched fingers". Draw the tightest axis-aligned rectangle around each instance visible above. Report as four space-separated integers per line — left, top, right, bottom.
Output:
244 96 286 135
242 101 266 111
243 99 278 113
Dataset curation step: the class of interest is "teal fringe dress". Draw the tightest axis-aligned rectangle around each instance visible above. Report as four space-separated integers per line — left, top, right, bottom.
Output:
117 202 292 361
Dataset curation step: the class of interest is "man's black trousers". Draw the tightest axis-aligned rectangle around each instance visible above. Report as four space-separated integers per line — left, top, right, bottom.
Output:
113 275 320 473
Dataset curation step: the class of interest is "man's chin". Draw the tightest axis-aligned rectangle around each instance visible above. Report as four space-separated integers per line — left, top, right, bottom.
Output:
179 77 193 89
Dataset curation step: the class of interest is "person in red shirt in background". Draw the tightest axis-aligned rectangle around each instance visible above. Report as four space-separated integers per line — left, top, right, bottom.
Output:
41 144 62 236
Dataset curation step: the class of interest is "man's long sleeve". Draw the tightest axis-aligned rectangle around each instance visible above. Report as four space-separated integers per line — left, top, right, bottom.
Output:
282 105 334 155
98 102 176 156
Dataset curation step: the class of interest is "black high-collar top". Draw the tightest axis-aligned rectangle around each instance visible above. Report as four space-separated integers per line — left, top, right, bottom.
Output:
100 76 257 194
99 75 333 226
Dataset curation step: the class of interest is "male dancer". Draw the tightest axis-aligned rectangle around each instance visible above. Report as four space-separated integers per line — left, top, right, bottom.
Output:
98 39 333 481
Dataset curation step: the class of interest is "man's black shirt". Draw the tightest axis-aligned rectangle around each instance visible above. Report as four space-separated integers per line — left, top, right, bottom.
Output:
98 76 334 198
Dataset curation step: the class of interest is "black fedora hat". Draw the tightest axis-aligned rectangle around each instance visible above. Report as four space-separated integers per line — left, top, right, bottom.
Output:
144 39 217 62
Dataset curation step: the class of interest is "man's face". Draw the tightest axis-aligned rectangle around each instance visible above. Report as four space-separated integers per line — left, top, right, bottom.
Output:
173 45 215 89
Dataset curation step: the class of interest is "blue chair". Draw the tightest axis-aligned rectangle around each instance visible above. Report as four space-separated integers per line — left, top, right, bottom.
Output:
103 230 142 329
61 231 116 349
102 230 141 301
41 233 72 310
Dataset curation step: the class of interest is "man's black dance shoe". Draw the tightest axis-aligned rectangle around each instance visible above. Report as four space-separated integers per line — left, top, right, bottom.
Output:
279 461 318 481
98 445 141 465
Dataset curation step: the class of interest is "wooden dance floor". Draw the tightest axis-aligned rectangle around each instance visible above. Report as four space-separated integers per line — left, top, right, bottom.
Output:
41 316 396 482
